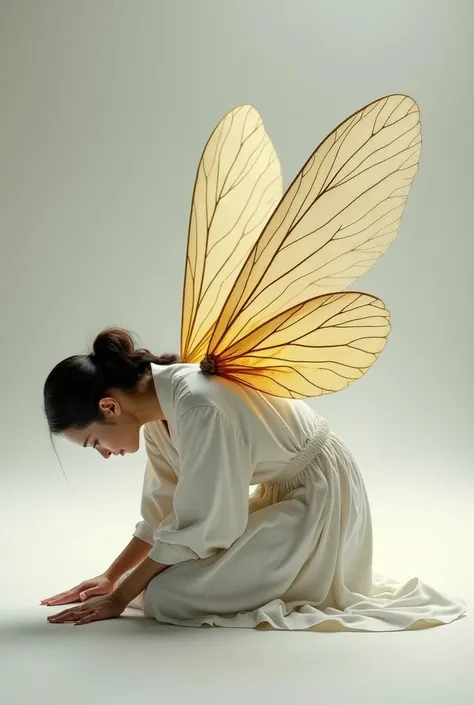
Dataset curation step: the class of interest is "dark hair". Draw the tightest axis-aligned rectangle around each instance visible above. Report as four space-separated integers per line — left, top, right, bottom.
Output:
44 327 179 434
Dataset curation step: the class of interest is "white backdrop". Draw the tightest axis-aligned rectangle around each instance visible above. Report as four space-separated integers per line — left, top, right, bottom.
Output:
1 0 473 608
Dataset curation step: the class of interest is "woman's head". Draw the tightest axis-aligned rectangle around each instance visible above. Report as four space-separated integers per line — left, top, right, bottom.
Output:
44 327 179 458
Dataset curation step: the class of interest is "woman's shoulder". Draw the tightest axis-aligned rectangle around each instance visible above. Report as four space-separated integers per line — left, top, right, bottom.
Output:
151 361 218 415
172 365 223 414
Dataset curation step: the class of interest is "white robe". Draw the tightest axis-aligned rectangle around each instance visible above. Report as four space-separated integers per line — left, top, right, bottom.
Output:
128 362 466 631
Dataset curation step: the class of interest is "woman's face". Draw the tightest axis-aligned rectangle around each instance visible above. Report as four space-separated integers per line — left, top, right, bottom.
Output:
62 397 141 459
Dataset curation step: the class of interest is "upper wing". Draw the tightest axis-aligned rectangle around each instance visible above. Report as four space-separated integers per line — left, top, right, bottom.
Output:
213 292 390 398
207 95 420 357
180 105 282 363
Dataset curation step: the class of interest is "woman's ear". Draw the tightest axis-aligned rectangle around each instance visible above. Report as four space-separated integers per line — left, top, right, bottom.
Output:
98 397 122 417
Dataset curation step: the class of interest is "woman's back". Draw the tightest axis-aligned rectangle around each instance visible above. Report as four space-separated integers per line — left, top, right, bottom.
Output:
150 361 321 482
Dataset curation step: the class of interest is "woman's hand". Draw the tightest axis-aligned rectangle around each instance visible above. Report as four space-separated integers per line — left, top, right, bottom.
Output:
41 574 116 607
47 592 126 626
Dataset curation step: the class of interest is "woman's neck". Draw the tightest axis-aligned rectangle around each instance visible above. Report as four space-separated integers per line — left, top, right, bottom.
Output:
134 373 165 425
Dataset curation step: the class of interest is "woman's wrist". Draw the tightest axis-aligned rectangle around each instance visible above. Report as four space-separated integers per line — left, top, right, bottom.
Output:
111 586 130 609
112 557 168 606
104 536 152 585
103 566 122 584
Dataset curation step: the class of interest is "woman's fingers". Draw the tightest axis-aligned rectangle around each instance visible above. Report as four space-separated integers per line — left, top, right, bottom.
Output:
49 606 99 626
74 614 97 626
42 594 79 606
48 613 78 623
48 606 88 623
42 589 74 602
47 596 120 626
48 609 79 622
41 589 80 606
43 595 71 607
41 594 66 604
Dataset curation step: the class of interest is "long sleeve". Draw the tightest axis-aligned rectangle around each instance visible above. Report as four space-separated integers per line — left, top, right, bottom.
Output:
148 405 253 565
133 425 178 545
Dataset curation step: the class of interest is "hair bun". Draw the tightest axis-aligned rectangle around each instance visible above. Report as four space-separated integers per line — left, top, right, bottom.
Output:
92 328 136 366
89 327 179 386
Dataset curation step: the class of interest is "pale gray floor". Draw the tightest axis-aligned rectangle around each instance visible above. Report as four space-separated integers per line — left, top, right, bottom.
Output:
2 597 472 705
1 608 472 705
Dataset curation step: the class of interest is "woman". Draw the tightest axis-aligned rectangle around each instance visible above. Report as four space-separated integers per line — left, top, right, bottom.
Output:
42 328 466 631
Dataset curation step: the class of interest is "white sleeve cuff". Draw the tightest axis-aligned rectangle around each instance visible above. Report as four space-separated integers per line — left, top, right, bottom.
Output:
148 539 198 565
133 520 155 545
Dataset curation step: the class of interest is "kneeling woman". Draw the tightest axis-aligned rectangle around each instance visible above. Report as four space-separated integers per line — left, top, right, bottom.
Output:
42 328 466 631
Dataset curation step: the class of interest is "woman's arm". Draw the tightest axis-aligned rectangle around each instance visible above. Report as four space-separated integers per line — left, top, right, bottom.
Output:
148 406 253 565
107 427 176 598
112 557 168 606
133 426 178 544
104 536 152 583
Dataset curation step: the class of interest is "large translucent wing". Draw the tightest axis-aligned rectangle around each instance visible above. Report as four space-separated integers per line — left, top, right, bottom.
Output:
208 95 420 356
180 105 282 362
213 292 390 399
